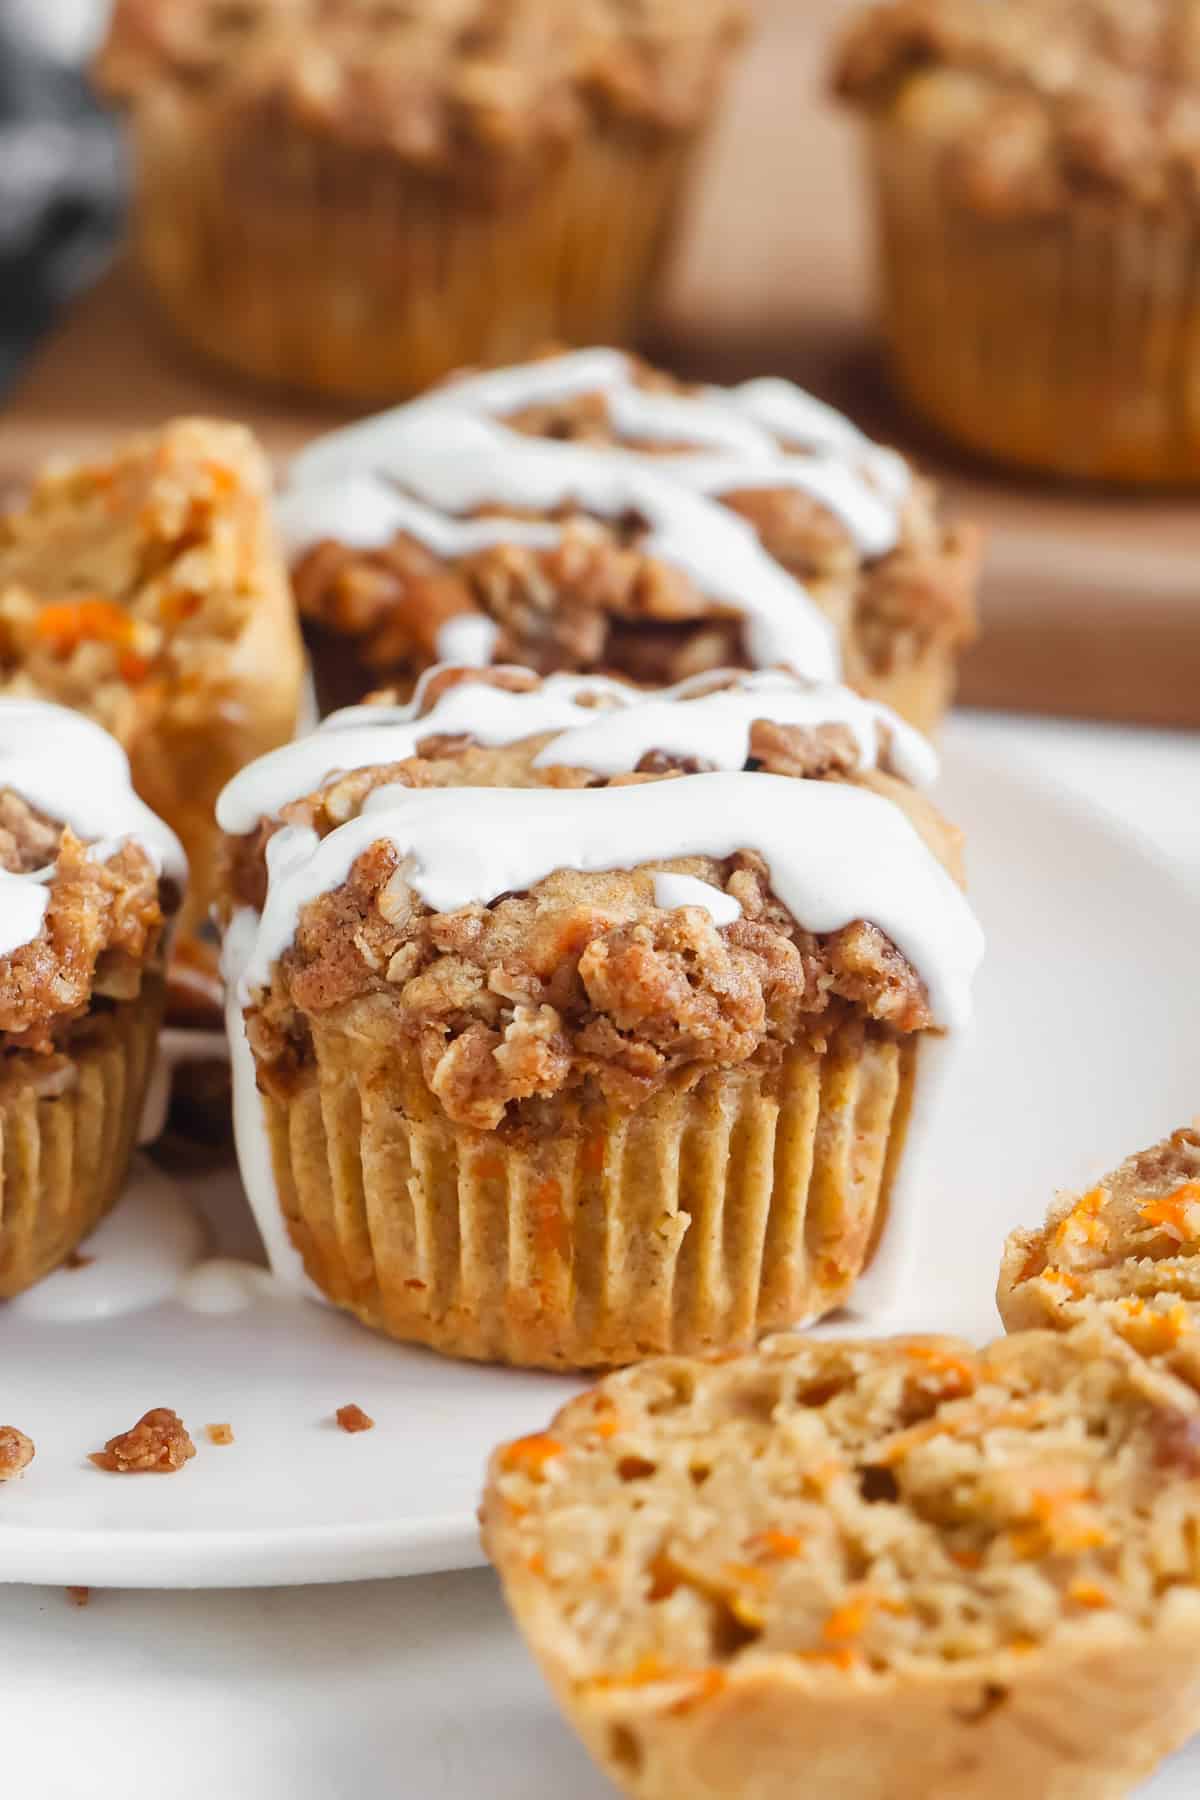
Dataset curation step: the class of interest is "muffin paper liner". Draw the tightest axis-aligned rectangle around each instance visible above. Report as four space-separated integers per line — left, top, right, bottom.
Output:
0 975 164 1297
258 1013 918 1369
868 119 1200 484
130 100 703 400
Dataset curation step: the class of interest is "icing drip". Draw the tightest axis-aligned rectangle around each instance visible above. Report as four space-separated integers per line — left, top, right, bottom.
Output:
653 872 742 926
0 701 185 959
222 909 326 1302
434 614 501 668
216 667 935 835
239 774 984 1031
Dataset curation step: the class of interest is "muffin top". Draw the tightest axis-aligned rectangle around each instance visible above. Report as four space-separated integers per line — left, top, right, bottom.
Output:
836 0 1200 215
0 702 184 1056
222 666 982 1131
97 0 747 172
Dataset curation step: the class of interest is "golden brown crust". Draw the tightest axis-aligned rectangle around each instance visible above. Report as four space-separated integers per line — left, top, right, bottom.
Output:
89 1407 196 1474
98 0 748 181
835 0 1200 217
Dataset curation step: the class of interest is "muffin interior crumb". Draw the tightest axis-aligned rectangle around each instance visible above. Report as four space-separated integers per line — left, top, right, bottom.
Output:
487 1332 1200 1689
205 1422 235 1446
336 1404 375 1435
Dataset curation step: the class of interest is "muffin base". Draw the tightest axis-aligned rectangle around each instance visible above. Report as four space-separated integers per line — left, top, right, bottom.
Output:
130 99 702 401
258 1015 918 1369
868 120 1200 486
0 977 165 1298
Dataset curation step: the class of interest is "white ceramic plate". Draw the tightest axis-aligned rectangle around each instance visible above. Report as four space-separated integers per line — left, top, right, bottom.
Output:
1 721 1196 1591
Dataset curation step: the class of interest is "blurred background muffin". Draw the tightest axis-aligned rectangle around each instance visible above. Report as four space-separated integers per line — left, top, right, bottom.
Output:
836 0 1200 486
94 0 749 401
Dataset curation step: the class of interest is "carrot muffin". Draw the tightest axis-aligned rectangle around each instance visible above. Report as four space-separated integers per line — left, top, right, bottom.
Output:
280 367 980 732
218 664 982 1367
0 701 184 1295
836 0 1200 485
0 418 305 1016
483 1327 1200 1800
999 1127 1200 1347
95 0 748 401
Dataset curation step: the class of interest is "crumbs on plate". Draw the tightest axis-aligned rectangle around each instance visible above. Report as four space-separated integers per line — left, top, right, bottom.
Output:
336 1404 374 1435
90 1408 196 1473
0 1425 34 1481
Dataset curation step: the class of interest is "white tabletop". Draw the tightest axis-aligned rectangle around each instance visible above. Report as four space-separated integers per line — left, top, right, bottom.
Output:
6 709 1200 1800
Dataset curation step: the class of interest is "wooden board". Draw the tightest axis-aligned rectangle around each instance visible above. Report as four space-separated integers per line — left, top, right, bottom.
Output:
3 0 1198 726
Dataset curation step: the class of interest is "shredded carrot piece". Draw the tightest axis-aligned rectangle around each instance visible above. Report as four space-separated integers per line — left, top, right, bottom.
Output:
1049 1187 1110 1254
797 1646 860 1670
722 1562 769 1589
526 1552 546 1577
1069 1581 1111 1610
949 1548 982 1571
531 1177 569 1263
822 1595 873 1644
119 649 151 684
35 597 133 656
1039 1268 1085 1294
1140 1184 1200 1240
667 1669 726 1715
747 1529 805 1561
500 1434 564 1479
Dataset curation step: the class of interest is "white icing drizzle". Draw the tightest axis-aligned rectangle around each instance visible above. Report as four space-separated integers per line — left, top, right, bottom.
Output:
216 669 637 835
222 908 328 1303
0 701 185 959
533 669 937 789
283 350 910 563
238 774 984 1031
216 667 935 836
177 1257 277 1314
653 872 742 926
8 1158 205 1323
280 434 839 684
434 613 501 669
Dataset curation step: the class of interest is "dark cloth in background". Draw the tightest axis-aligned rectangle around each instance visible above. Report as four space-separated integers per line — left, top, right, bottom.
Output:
0 7 121 393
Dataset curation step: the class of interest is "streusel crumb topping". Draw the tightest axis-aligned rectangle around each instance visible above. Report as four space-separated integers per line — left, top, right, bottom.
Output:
837 0 1200 216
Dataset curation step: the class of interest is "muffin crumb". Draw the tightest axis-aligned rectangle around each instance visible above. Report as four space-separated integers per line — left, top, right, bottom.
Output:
66 1586 90 1608
205 1422 235 1446
65 1250 94 1271
336 1404 374 1435
90 1408 196 1473
0 1426 34 1481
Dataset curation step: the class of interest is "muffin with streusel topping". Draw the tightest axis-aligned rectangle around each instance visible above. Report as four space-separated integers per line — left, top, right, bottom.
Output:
0 703 184 1295
219 664 982 1367
281 365 980 733
836 0 1200 484
95 0 748 400
0 417 304 1019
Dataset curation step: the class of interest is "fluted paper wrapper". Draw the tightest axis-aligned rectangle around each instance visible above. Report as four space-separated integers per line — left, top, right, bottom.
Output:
867 119 1200 485
0 977 164 1297
258 1014 918 1370
129 100 701 401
